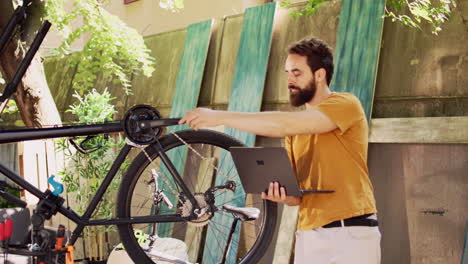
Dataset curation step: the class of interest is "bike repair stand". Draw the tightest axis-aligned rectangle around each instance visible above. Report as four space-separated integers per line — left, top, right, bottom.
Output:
30 177 67 263
30 177 65 250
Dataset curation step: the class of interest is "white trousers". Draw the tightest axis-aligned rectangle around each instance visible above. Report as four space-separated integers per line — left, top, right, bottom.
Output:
294 222 381 264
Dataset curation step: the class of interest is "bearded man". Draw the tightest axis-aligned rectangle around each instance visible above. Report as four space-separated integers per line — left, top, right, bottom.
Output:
179 37 381 264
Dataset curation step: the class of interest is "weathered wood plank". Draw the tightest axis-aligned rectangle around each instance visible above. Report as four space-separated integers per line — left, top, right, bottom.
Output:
126 29 186 117
204 3 277 264
157 20 213 238
331 0 385 120
170 19 214 121
272 206 298 264
0 143 17 177
185 156 216 262
21 140 49 205
369 117 468 143
43 56 78 116
207 15 244 107
400 144 468 263
370 144 468 263
368 144 411 264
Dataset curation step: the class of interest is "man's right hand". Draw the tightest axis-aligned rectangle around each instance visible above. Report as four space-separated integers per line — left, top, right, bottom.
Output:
179 108 222 130
261 182 301 206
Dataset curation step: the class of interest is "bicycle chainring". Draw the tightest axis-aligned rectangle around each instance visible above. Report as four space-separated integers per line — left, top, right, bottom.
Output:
123 105 162 145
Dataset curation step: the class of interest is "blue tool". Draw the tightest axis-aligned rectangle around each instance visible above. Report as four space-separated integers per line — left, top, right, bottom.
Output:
47 175 64 196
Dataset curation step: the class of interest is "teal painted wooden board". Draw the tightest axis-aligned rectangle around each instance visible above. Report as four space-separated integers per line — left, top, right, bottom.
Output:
170 19 214 121
463 222 468 264
157 19 213 237
203 3 277 264
330 0 385 120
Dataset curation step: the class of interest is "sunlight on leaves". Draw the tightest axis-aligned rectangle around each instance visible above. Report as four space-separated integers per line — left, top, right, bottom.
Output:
385 0 456 35
159 0 184 12
280 0 457 35
280 0 327 18
44 0 155 94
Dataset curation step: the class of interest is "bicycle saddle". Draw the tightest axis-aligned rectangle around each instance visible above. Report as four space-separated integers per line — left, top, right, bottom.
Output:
222 205 260 221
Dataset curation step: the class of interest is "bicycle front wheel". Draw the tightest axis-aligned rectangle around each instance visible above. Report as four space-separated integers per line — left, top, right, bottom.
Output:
117 129 277 264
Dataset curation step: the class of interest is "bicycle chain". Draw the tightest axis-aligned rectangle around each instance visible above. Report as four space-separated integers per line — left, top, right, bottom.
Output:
166 129 232 181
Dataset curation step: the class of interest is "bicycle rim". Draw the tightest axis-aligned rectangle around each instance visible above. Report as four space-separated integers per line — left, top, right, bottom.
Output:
117 129 277 264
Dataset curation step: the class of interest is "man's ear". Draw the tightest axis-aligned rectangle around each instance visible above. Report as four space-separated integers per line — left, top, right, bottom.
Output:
314 68 327 83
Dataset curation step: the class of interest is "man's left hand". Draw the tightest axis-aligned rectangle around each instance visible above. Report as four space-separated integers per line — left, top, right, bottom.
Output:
261 182 301 206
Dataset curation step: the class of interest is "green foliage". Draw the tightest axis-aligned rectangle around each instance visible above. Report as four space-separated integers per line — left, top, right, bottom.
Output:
0 72 15 119
159 0 184 11
0 183 21 209
280 0 327 18
43 0 155 94
55 89 129 241
68 89 117 124
0 99 18 115
0 97 19 122
385 0 456 35
279 0 456 35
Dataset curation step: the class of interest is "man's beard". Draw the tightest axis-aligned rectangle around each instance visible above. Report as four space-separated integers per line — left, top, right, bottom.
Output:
289 80 317 107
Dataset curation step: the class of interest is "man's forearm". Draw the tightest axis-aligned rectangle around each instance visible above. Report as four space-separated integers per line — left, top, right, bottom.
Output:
179 107 337 136
217 111 294 138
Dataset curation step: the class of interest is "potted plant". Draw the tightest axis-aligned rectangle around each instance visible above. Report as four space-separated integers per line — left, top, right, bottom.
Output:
56 89 128 263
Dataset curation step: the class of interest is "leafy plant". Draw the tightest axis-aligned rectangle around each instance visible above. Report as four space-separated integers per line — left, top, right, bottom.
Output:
279 0 457 35
0 182 21 209
0 97 19 122
159 0 184 11
279 0 327 18
55 89 129 260
43 0 155 94
385 0 456 35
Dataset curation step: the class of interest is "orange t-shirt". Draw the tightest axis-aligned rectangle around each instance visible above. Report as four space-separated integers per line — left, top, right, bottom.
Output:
285 92 377 230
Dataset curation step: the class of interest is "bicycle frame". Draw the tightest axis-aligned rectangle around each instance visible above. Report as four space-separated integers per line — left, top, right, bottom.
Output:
0 118 197 246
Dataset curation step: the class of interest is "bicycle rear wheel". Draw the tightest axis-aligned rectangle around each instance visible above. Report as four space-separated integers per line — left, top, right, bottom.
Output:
117 129 277 264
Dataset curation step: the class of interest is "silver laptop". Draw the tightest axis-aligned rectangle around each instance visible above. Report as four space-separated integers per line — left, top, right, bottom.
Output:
229 147 334 197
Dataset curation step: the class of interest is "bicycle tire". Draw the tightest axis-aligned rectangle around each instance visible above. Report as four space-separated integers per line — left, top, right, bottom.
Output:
117 129 277 264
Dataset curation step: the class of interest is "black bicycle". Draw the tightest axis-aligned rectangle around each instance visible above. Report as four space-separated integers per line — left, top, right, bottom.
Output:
0 104 278 264
0 1 277 263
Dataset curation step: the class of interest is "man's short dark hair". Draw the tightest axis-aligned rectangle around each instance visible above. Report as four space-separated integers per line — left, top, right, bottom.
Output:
288 37 334 85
